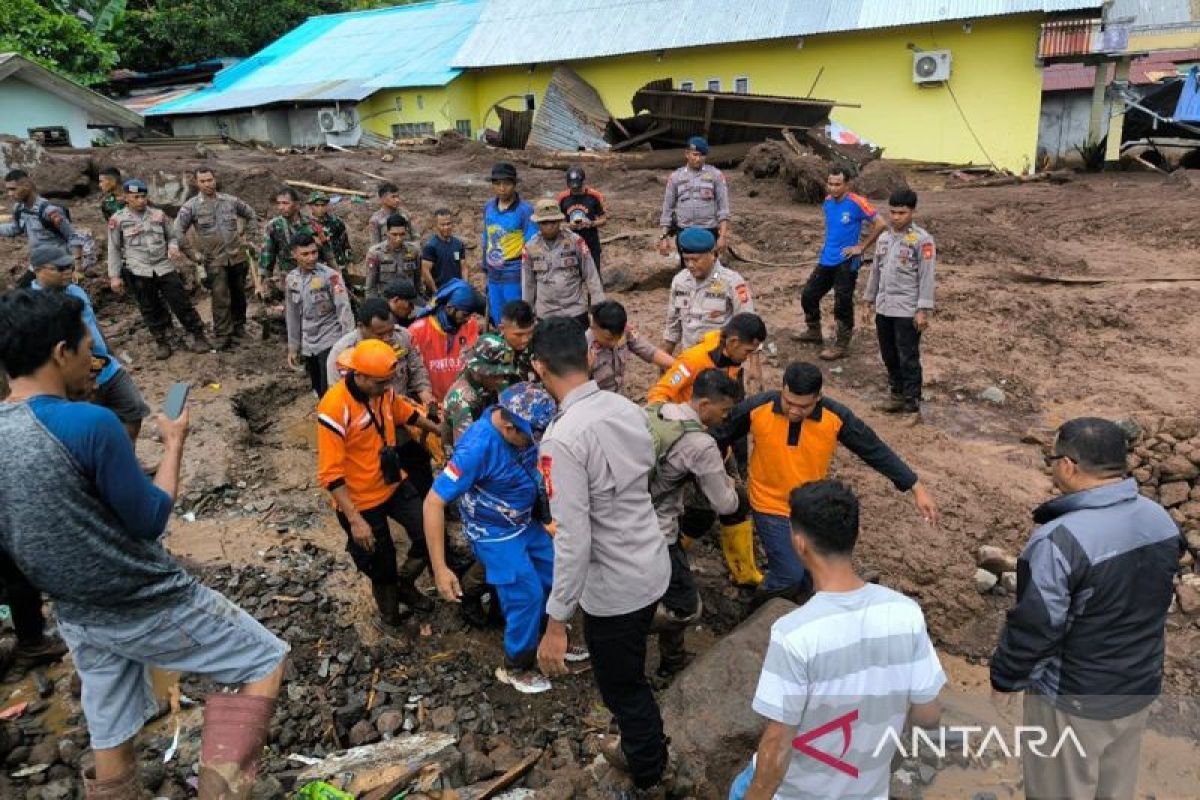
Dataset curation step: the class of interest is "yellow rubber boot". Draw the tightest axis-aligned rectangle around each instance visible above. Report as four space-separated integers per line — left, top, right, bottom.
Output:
720 521 763 587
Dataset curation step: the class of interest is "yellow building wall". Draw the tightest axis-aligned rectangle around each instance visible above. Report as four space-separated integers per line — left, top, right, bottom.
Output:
358 76 479 138
463 14 1047 171
1128 28 1200 52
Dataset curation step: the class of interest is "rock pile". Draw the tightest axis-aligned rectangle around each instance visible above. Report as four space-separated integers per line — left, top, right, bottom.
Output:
1126 415 1200 616
974 545 1017 596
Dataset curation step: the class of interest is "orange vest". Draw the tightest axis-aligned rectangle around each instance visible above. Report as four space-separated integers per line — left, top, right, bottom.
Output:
317 378 420 511
646 329 740 404
746 396 845 517
408 314 480 402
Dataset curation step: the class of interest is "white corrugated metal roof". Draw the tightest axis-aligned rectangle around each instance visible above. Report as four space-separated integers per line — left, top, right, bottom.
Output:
452 0 1104 68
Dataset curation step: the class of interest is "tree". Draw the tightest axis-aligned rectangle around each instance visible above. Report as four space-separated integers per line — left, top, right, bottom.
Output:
0 0 117 84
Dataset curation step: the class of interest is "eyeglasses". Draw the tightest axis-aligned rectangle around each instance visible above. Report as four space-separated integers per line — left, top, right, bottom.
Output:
1043 453 1070 467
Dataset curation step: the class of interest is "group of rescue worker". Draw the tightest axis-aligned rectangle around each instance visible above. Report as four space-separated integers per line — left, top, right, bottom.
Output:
0 133 944 799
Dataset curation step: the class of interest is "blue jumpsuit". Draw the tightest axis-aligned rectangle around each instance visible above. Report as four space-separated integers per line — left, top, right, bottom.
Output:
481 197 537 326
432 410 553 667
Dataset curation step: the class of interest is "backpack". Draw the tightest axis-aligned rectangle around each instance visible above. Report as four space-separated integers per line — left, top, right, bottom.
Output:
14 200 72 243
645 402 705 484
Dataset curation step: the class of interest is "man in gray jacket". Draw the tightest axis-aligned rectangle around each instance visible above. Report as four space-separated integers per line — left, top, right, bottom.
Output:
647 368 743 678
532 316 672 795
991 417 1182 800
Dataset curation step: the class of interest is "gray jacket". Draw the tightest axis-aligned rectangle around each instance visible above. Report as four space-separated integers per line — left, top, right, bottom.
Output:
540 381 670 619
660 164 730 229
862 224 936 318
521 229 605 319
285 264 355 356
649 402 739 544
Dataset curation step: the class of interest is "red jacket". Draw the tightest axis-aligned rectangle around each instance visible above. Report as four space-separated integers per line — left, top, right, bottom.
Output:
408 314 480 402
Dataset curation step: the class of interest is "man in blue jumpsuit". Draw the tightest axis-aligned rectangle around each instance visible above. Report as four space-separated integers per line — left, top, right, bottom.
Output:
423 382 566 693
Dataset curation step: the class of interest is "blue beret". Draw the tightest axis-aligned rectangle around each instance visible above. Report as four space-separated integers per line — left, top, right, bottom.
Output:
677 227 716 254
122 179 147 194
687 136 709 155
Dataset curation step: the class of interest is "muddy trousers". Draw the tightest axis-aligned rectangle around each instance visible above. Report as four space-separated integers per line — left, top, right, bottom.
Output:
800 259 860 331
208 260 249 339
127 271 206 339
1022 692 1149 800
658 543 701 674
0 550 44 645
875 314 923 401
584 601 668 789
335 483 430 585
472 527 554 668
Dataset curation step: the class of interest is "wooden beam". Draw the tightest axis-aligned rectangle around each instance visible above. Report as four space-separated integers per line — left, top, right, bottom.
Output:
611 123 672 152
702 95 715 138
635 88 860 109
283 179 368 197
645 114 815 132
780 128 806 157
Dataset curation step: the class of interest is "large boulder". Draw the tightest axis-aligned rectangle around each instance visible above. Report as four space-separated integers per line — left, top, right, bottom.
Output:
0 136 46 175
660 598 797 795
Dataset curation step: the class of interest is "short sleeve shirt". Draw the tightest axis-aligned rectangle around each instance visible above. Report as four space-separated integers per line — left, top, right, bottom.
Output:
752 583 946 800
819 193 876 267
432 413 540 543
421 235 467 288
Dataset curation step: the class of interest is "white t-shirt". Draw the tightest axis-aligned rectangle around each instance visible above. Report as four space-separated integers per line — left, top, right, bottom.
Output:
752 583 946 800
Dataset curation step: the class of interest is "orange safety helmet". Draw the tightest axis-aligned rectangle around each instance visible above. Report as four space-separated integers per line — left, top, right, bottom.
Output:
334 347 355 377
348 339 398 379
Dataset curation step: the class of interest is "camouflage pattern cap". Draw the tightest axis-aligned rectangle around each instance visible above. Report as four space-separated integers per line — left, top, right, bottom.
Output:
466 333 518 377
499 381 557 442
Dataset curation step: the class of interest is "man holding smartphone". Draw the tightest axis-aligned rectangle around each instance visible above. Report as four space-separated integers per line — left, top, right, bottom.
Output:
0 290 288 798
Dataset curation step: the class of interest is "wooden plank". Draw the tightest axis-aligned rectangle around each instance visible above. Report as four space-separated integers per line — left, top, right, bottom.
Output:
611 123 671 152
635 88 860 109
284 179 368 197
458 749 543 800
702 95 715 138
780 128 806 157
640 114 814 132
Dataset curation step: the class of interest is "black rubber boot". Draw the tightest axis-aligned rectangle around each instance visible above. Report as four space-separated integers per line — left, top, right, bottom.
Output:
370 581 412 631
396 557 434 613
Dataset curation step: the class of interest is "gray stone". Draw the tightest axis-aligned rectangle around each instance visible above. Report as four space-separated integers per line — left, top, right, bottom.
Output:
375 710 404 737
32 777 74 800
251 776 283 800
976 546 1017 575
140 760 167 791
347 719 379 747
463 749 495 782
660 599 797 796
27 739 59 767
889 768 921 800
975 568 998 593
1000 571 1018 594
978 387 1005 405
430 706 457 730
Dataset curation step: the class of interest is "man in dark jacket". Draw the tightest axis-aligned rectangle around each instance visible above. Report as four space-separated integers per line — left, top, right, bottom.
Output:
991 417 1183 800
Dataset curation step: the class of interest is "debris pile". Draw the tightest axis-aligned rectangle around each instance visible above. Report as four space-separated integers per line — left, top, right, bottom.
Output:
742 137 903 204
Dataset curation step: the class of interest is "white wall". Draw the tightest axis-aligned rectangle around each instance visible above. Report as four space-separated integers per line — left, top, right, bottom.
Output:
0 76 90 147
167 106 361 147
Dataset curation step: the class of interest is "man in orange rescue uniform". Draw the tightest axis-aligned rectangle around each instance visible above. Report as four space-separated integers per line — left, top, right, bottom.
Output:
646 313 766 405
317 339 443 631
715 361 938 603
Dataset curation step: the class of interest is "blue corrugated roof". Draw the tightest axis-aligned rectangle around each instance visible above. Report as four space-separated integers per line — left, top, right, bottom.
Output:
147 0 481 116
452 0 1105 68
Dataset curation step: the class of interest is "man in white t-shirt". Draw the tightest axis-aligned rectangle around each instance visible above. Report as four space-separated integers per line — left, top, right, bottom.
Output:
734 479 946 800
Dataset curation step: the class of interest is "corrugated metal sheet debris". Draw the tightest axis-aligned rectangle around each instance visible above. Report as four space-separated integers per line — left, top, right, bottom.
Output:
452 0 1105 68
527 67 612 151
147 0 482 116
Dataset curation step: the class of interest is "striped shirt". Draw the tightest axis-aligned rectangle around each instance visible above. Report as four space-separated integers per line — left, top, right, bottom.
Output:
752 583 945 800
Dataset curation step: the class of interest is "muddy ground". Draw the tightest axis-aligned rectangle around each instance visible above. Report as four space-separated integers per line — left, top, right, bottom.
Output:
1 140 1199 798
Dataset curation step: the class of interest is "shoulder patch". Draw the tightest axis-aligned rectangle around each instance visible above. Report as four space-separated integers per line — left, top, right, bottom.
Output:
108 216 119 230
736 283 750 303
921 242 935 260
539 454 554 499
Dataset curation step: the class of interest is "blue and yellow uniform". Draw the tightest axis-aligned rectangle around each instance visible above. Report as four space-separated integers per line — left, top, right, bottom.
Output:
432 409 553 666
482 196 536 326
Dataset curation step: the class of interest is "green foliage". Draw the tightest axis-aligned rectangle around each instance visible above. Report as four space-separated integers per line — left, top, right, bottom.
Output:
110 0 355 72
0 0 117 84
1074 135 1106 172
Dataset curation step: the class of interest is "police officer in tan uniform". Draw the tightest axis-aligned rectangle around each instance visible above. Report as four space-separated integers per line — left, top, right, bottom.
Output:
662 227 755 357
174 168 259 350
365 213 427 299
521 198 605 330
658 136 731 256
285 232 355 398
107 179 211 359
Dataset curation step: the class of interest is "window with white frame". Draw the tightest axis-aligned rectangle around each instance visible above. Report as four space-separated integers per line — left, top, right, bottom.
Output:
455 119 472 137
679 80 695 91
706 78 721 91
392 122 435 139
734 76 750 94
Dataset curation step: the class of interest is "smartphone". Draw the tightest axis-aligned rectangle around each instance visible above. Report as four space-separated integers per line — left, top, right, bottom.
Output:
164 382 191 420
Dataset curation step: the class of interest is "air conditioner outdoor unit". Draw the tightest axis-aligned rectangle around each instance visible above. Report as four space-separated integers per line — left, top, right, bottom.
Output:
317 107 352 134
913 50 952 84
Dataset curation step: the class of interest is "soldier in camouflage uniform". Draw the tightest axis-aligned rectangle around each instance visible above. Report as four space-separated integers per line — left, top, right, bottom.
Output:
259 186 335 287
498 299 537 383
442 333 518 456
98 167 124 221
365 213 428 299
174 168 259 349
308 192 353 271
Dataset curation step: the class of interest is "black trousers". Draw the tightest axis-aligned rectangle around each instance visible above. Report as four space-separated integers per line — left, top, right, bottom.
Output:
0 550 44 645
396 437 433 498
583 601 667 788
304 349 332 398
128 271 205 338
875 314 923 401
800 260 859 331
661 543 699 617
335 482 429 584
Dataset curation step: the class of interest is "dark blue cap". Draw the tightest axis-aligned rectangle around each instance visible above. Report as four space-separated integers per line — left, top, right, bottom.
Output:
122 179 147 194
677 227 716 254
686 136 709 155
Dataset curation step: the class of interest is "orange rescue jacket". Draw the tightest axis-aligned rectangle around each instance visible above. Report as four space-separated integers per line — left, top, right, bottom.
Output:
646 329 741 405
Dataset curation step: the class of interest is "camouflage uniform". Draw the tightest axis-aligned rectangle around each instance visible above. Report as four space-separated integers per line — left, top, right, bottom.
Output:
442 333 518 454
258 213 335 278
99 192 124 222
369 206 411 247
365 240 423 298
320 213 353 267
174 191 259 341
